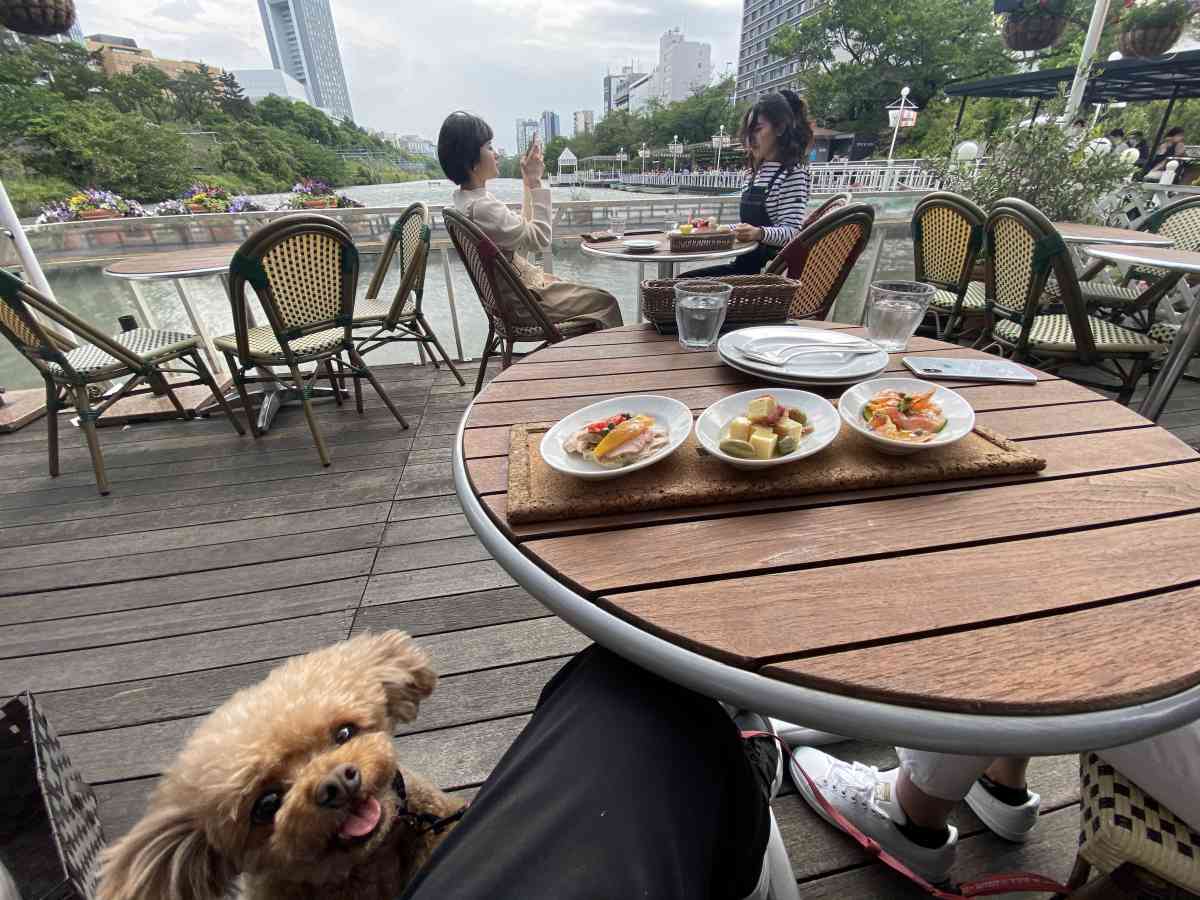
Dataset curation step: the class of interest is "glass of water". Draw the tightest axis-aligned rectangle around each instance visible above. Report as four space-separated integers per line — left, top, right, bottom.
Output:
608 209 627 238
863 281 936 352
675 281 732 351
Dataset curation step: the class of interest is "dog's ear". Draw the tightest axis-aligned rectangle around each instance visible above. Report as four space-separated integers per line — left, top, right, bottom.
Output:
350 630 437 725
95 803 235 900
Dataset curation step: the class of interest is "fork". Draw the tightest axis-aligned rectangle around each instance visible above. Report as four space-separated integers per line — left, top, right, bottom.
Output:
738 344 878 367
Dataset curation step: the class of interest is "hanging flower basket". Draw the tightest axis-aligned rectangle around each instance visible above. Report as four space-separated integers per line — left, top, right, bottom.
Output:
1118 20 1185 55
0 0 76 36
1002 11 1068 50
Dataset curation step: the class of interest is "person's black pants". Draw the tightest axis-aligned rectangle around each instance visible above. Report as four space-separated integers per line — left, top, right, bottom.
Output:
400 646 770 899
683 246 773 279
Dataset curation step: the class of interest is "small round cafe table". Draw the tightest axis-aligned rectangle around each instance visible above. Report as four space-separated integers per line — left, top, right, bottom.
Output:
1053 222 1175 247
454 323 1200 756
105 245 338 432
580 232 758 320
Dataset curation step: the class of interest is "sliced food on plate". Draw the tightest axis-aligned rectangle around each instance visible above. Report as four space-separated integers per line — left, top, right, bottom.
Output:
563 412 670 468
861 388 947 443
719 394 814 460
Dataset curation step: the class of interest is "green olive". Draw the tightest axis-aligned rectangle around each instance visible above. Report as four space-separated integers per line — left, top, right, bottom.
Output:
719 438 757 459
777 435 798 455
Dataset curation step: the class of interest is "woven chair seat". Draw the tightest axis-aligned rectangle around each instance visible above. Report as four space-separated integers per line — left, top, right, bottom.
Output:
1080 281 1144 306
1149 321 1184 346
1078 753 1200 893
46 328 196 379
929 282 987 312
214 325 345 363
993 314 1161 354
352 296 416 325
501 316 600 341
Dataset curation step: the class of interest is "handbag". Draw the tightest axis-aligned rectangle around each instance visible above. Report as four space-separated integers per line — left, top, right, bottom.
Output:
0 693 105 900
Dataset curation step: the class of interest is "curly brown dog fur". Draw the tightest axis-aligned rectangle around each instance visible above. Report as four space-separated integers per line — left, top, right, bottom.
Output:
95 631 463 900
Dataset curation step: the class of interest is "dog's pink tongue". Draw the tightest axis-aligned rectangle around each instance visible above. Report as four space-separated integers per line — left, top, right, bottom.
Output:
339 796 381 839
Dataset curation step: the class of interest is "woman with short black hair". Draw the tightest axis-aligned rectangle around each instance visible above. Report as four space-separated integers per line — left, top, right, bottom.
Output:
685 89 815 278
437 111 622 331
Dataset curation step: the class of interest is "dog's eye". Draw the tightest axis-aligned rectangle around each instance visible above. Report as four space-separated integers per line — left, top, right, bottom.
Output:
251 790 283 825
334 724 357 745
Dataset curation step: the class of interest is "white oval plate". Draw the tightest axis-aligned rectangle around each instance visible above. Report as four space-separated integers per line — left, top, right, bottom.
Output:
540 395 694 480
839 377 975 456
719 346 888 387
622 239 658 252
695 389 840 470
720 325 889 381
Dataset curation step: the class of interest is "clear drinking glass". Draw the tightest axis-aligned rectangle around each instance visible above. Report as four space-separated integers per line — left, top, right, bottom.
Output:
863 281 937 352
675 281 732 351
607 209 626 238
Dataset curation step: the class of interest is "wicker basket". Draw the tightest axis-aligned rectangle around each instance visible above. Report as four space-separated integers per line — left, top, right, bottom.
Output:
668 230 736 253
641 274 799 328
1119 22 1184 58
1001 11 1067 51
0 0 76 35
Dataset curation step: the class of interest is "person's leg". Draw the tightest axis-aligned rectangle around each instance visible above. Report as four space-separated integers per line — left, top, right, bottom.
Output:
535 282 624 329
679 261 741 279
1098 720 1200 832
400 646 771 900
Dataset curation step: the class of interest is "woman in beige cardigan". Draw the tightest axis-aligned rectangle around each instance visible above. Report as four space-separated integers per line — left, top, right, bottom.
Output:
437 111 623 330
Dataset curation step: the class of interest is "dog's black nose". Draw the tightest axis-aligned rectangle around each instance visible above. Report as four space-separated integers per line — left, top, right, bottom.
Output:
315 764 361 808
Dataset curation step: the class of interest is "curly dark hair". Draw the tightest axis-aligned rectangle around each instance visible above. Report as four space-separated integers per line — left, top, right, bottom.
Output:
437 111 494 186
738 89 815 172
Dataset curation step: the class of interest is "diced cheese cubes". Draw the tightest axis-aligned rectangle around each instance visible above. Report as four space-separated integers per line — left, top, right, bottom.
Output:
747 395 778 423
774 417 807 443
726 416 753 442
749 426 778 460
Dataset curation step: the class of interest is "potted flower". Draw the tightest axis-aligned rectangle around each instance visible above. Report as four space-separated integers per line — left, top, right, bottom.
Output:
292 178 337 208
334 194 365 209
68 189 142 220
1001 0 1073 51
182 183 233 213
154 198 189 217
229 196 266 213
1118 0 1192 56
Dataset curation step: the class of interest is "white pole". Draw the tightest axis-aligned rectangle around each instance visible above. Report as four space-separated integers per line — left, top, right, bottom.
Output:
1064 0 1113 124
0 179 57 301
886 87 910 192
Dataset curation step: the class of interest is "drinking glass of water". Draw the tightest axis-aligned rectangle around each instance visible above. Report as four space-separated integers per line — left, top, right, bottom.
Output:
863 281 936 352
608 209 627 238
675 281 732 351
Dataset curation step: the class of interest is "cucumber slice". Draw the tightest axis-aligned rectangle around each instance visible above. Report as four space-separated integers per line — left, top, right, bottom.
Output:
719 438 757 459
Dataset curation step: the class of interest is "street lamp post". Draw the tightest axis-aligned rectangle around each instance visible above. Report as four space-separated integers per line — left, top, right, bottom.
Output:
669 134 684 179
639 141 648 176
711 124 731 174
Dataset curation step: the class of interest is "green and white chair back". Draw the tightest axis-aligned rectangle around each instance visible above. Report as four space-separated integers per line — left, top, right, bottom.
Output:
911 191 986 338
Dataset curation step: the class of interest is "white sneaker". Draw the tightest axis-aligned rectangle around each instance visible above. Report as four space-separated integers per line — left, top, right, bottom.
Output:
769 718 847 747
965 780 1040 843
789 747 958 885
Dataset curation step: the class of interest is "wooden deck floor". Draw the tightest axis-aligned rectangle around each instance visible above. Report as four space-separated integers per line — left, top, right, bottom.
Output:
4 358 1198 898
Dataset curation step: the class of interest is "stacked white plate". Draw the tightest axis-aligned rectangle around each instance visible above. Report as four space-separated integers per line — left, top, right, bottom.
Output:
718 325 889 386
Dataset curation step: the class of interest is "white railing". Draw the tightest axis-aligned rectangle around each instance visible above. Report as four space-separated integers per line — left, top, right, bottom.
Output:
552 158 991 194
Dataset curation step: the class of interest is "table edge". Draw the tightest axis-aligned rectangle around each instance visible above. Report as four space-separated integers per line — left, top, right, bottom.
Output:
579 239 759 264
1082 243 1200 273
452 400 1200 755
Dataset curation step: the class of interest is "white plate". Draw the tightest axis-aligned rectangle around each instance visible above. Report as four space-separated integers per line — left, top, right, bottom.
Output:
719 346 888 386
623 239 658 252
540 395 693 480
720 326 889 381
838 377 975 456
695 389 840 470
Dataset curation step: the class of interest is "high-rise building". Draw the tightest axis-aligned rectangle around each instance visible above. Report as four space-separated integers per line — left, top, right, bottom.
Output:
573 110 594 136
735 0 826 104
515 118 538 155
603 65 646 117
540 111 560 142
655 28 712 104
231 69 310 105
258 0 354 122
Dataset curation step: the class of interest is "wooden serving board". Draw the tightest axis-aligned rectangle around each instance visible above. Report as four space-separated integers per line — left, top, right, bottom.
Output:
505 421 1046 525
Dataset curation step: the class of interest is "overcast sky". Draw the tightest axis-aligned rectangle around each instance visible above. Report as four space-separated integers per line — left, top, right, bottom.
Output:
76 0 743 153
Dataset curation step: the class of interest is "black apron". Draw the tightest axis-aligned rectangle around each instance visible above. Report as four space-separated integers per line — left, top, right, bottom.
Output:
731 164 790 274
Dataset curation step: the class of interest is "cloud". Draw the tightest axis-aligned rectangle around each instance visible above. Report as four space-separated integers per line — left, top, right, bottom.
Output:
75 0 742 147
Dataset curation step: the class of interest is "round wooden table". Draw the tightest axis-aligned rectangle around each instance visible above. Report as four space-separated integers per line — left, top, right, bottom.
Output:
105 244 337 431
454 324 1200 755
1053 222 1174 246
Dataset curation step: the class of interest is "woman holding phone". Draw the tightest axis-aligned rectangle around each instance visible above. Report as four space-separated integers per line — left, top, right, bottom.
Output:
437 111 623 330
685 90 814 278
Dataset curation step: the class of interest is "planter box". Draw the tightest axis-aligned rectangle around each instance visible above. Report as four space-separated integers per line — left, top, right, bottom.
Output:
187 204 207 213
77 208 119 221
302 198 337 209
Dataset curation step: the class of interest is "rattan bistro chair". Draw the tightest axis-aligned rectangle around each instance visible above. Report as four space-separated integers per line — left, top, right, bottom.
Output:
766 203 874 320
216 217 409 466
1051 754 1200 900
1076 197 1200 331
801 191 852 229
354 202 463 385
0 269 243 495
981 199 1162 403
911 191 987 341
443 208 604 395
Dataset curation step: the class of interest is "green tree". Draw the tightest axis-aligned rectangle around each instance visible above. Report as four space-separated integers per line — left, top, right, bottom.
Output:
216 71 253 119
170 68 218 122
768 0 1014 133
105 65 174 124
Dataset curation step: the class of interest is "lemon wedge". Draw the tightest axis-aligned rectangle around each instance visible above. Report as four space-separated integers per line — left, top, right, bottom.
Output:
593 415 653 459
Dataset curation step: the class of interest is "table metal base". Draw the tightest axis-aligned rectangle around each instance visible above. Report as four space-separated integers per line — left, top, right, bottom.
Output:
198 383 342 432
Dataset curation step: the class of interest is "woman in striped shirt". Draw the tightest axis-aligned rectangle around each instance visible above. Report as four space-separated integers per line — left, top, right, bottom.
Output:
686 90 814 277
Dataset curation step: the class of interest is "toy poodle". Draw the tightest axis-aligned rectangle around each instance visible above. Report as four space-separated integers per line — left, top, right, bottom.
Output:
96 630 464 900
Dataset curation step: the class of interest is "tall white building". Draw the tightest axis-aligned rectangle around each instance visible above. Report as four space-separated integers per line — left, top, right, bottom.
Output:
573 110 594 136
515 118 538 155
258 0 354 122
735 0 826 104
655 28 712 104
231 69 310 105
540 110 560 142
